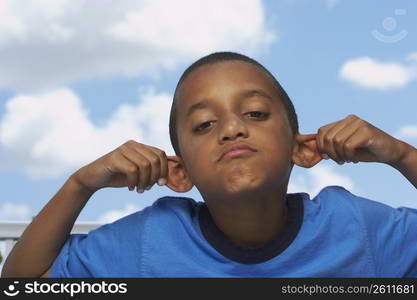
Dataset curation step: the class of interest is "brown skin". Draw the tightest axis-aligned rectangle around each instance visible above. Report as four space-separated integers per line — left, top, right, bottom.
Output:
169 60 417 246
3 60 416 278
172 61 320 247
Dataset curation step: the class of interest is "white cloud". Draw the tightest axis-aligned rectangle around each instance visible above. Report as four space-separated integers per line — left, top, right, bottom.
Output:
397 125 417 140
0 87 174 178
98 203 139 223
339 56 416 90
406 52 417 62
288 164 354 198
0 203 31 220
0 0 275 91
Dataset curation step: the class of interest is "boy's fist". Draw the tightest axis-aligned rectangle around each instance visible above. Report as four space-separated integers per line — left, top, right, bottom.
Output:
315 114 407 165
73 140 169 193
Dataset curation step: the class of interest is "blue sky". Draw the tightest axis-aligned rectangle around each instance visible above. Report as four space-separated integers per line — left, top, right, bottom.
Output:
0 0 416 223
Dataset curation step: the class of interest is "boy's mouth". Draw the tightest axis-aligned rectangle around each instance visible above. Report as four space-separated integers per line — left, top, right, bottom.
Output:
218 142 256 161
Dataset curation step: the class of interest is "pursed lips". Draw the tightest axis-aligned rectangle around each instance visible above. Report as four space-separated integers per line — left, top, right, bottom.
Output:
218 142 257 161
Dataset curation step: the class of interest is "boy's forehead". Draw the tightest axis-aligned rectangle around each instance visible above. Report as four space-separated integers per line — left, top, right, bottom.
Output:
176 60 279 109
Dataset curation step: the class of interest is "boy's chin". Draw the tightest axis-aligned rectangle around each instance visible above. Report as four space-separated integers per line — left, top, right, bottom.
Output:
221 174 265 195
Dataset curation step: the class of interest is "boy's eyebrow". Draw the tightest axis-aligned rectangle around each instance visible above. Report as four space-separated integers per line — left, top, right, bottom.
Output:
186 89 273 118
239 89 274 101
186 99 210 117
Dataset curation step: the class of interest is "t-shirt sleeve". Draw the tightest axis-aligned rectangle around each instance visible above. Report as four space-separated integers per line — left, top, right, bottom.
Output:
50 206 152 278
347 190 417 277
50 226 119 278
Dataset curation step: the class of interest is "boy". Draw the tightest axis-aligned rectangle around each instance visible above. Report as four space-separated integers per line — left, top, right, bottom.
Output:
2 52 417 277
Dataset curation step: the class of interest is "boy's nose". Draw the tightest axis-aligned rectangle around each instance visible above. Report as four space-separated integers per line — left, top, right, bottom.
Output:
218 117 249 143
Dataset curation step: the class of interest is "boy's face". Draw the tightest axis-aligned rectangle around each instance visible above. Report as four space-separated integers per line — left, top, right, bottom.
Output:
175 61 295 200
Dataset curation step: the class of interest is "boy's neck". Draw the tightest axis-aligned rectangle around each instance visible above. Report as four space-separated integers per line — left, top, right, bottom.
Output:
202 186 289 248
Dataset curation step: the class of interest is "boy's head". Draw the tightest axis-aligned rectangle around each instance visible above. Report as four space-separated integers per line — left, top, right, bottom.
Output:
166 52 320 198
169 52 299 157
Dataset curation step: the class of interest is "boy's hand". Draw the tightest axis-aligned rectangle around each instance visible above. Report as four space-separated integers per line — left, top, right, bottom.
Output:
73 140 168 193
315 114 409 166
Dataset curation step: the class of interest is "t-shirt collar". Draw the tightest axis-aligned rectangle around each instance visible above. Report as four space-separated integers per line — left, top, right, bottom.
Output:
198 193 304 264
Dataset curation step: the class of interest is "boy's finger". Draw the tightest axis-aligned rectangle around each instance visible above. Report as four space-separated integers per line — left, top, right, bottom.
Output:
126 142 159 190
316 122 337 157
114 151 138 191
319 121 349 164
296 134 317 141
318 115 361 164
119 146 147 191
342 126 363 163
121 143 152 192
138 146 168 186
343 127 376 163
149 147 168 186
332 117 362 162
136 156 151 192
134 146 161 190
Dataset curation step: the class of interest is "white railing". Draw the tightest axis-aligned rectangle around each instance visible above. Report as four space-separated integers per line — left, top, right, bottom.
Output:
0 221 102 273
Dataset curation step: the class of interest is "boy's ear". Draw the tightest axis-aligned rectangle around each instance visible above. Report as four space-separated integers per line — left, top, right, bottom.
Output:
291 134 322 168
165 156 194 193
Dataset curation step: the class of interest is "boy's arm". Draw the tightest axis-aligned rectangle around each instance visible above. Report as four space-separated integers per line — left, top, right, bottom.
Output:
1 140 169 278
1 175 94 277
388 140 417 189
314 114 417 189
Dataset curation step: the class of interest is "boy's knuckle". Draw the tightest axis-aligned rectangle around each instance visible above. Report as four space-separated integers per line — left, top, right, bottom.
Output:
344 142 352 150
360 125 370 134
119 144 128 153
140 161 150 169
150 157 160 165
334 137 343 144
127 166 137 174
109 152 119 162
358 118 366 126
125 139 136 146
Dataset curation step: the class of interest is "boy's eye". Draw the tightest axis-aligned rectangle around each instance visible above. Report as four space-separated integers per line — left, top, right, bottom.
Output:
192 112 268 133
246 111 269 119
193 121 213 132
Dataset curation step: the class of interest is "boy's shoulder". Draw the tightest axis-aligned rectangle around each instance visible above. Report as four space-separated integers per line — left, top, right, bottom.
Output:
309 185 385 213
81 196 200 249
307 185 417 223
104 195 201 229
311 185 383 208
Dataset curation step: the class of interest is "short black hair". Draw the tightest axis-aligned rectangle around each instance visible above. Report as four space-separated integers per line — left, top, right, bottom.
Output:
169 51 299 156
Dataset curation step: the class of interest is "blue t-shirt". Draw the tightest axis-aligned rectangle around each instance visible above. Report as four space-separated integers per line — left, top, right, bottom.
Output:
50 186 417 277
